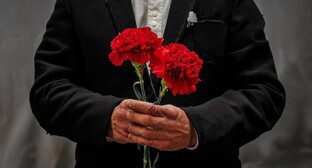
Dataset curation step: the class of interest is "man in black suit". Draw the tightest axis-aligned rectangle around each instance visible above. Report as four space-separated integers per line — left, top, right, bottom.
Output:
29 0 286 167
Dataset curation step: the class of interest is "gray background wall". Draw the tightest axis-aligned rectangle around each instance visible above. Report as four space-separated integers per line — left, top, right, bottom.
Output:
0 0 311 167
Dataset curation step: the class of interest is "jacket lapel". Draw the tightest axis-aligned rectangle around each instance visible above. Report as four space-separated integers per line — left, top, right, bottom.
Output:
163 0 195 45
106 0 195 43
105 0 137 33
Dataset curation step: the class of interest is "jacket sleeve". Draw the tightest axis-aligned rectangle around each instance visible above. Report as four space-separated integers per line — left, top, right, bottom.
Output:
29 0 122 148
183 0 286 153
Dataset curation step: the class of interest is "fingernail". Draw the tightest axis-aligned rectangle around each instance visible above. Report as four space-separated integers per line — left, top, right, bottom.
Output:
112 122 117 129
126 110 131 120
126 101 132 108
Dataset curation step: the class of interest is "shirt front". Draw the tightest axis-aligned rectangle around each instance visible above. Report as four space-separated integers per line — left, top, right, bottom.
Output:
131 0 172 37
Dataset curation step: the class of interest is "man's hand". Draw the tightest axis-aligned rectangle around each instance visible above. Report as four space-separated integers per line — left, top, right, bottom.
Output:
107 99 197 151
106 100 133 144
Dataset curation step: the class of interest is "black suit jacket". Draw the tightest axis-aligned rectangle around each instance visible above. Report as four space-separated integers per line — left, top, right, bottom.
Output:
29 0 286 167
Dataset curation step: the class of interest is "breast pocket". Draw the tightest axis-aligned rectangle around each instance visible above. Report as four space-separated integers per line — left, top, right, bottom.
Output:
193 20 227 52
181 20 228 66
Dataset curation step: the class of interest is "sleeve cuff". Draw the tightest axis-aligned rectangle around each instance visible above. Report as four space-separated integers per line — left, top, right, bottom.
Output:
186 129 199 150
106 136 114 142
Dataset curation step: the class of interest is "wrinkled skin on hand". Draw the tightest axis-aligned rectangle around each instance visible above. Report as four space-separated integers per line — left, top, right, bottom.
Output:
107 99 197 151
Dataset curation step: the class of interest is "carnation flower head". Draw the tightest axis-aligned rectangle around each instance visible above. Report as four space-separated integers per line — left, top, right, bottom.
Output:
109 27 163 66
150 43 203 96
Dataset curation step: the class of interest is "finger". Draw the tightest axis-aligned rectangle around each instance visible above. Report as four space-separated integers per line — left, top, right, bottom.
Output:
126 110 169 129
110 127 131 144
128 134 184 151
114 122 130 137
127 123 170 140
128 133 170 150
159 105 181 119
126 99 162 117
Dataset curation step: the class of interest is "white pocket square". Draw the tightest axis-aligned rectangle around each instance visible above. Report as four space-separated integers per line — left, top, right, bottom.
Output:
187 11 198 27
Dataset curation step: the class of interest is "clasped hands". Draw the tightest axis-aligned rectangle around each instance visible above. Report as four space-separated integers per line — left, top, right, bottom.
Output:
107 99 197 151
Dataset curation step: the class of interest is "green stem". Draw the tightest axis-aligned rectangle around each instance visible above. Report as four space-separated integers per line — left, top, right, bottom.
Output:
131 62 165 168
139 75 147 101
143 145 148 168
148 147 152 168
155 79 168 105
132 62 147 101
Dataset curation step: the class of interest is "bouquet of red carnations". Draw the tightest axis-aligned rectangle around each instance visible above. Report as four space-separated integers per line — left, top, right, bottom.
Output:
108 27 203 168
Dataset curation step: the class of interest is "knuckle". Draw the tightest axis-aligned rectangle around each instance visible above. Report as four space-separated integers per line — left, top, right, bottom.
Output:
121 100 129 108
126 110 132 120
143 116 152 125
160 130 167 137
146 104 154 113
152 105 158 112
146 130 157 139
148 104 158 115
139 139 146 145
125 123 131 132
149 118 157 126
116 110 126 119
111 121 117 128
143 131 150 138
148 140 154 146
141 139 152 147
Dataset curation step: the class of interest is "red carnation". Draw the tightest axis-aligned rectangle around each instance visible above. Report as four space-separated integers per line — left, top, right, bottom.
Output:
150 44 203 96
108 27 163 66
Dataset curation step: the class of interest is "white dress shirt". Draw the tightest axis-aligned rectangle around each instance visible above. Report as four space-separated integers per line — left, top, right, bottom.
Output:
131 0 172 37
